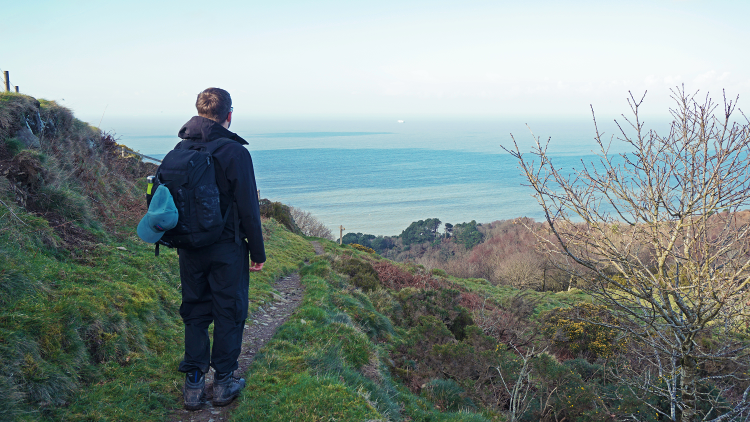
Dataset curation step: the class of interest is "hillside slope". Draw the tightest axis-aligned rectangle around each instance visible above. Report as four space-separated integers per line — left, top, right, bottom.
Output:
0 93 315 420
0 93 596 421
6 92 742 421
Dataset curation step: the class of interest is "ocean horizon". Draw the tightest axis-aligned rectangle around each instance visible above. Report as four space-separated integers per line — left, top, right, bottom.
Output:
114 117 661 236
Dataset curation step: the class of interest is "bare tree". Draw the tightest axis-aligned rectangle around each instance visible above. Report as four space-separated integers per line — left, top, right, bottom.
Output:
494 252 543 289
289 206 334 240
504 87 750 421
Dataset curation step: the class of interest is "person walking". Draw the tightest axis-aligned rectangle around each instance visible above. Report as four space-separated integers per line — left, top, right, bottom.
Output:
163 87 266 410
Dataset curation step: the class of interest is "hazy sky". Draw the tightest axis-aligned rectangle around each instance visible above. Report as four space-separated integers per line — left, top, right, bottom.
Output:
2 0 748 124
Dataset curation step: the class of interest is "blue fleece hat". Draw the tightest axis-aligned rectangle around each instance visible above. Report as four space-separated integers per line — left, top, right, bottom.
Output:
137 185 178 243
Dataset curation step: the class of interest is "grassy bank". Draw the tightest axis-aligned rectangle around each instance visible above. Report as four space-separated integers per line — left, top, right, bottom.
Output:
0 92 315 421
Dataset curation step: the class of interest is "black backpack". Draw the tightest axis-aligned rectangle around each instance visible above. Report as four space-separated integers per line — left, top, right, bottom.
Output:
146 138 236 254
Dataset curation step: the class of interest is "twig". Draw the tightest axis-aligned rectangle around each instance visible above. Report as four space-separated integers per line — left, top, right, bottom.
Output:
98 104 108 129
0 198 29 227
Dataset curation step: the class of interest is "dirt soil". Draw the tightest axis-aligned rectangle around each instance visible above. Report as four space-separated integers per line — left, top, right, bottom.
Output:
168 241 324 422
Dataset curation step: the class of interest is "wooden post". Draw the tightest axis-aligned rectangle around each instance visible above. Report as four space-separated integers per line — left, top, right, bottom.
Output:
14 86 18 93
3 71 9 92
339 225 345 245
121 146 126 157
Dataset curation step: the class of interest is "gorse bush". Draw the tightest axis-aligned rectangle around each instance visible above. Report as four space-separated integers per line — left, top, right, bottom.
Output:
349 243 376 254
541 303 625 361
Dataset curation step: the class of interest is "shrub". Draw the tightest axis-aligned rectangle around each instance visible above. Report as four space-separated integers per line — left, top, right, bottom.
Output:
366 289 400 317
259 199 302 234
333 257 381 292
373 261 442 291
350 243 376 254
431 268 447 277
447 306 474 341
540 303 625 361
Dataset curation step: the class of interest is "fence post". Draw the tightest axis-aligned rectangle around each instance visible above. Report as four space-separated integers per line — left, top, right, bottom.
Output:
339 225 345 245
15 86 19 93
3 71 9 92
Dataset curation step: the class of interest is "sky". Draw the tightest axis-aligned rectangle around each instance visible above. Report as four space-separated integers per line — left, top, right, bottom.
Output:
2 0 749 126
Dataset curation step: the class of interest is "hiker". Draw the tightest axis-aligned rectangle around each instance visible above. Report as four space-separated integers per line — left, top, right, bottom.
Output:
140 87 266 410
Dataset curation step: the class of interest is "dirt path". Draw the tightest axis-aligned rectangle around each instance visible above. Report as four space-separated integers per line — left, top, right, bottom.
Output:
311 240 324 255
168 241 323 422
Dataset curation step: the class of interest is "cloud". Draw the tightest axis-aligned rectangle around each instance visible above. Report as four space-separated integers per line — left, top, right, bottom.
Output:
694 70 718 84
664 74 683 85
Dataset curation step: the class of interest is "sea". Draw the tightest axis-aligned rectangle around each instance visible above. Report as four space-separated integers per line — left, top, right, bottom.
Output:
114 116 655 236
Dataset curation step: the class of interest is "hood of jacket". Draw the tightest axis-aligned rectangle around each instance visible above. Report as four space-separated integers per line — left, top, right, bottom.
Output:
177 116 248 145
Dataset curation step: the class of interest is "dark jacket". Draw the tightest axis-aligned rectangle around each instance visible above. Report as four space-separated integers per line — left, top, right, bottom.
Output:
177 116 266 264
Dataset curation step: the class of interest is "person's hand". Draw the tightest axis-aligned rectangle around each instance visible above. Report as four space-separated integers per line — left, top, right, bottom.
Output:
250 261 264 272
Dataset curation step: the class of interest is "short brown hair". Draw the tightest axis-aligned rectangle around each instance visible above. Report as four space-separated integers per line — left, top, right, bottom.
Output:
196 88 232 123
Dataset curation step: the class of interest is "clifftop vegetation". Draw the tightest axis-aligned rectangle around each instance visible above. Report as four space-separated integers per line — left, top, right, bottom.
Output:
2 91 749 421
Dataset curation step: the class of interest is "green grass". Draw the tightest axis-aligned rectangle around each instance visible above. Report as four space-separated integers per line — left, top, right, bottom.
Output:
0 216 184 421
0 207 313 421
231 253 495 422
448 276 592 318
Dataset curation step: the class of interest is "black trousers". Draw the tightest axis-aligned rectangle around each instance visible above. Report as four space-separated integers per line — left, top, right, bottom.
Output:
177 241 249 374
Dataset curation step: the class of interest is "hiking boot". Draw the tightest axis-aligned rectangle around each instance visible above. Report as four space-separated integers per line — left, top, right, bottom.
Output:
182 370 205 410
212 371 245 406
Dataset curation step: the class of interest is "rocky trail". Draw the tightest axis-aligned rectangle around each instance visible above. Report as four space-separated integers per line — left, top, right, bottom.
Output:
168 241 324 422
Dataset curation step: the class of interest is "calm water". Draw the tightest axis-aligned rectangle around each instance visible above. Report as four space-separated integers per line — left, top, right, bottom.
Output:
117 117 648 235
